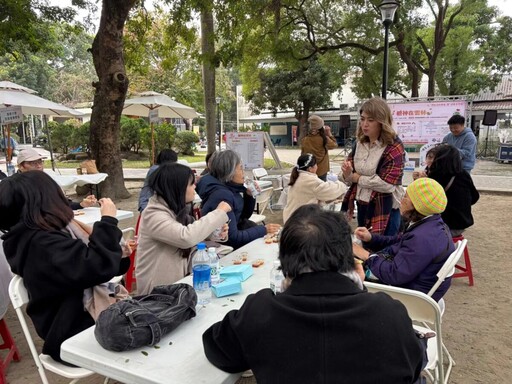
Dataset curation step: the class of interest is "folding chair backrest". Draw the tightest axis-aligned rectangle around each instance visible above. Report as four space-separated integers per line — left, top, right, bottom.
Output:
427 239 467 297
364 282 444 383
255 187 274 215
252 168 268 179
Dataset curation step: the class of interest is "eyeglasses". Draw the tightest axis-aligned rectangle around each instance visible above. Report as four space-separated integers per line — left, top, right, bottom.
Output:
24 159 43 166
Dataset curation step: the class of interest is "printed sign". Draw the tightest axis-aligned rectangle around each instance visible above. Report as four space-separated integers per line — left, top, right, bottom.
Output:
225 131 264 169
390 101 466 144
148 109 159 123
0 106 23 125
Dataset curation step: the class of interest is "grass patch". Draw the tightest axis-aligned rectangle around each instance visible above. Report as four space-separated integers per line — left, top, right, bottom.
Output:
45 155 292 169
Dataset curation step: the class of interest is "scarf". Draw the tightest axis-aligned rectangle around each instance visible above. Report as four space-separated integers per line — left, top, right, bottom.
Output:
66 220 130 321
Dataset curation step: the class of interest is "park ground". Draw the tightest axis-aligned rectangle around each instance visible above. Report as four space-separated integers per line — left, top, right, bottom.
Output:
2 149 512 383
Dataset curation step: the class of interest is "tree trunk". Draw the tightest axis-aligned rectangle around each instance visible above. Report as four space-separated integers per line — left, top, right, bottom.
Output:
396 32 420 98
296 102 311 144
200 3 216 155
89 0 136 199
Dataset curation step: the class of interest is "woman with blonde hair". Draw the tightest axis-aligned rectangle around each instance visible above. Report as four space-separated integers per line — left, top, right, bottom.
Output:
283 153 346 223
340 97 405 236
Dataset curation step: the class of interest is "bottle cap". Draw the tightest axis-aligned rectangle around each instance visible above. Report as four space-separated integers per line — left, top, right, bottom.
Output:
208 247 216 253
273 260 280 267
197 242 206 250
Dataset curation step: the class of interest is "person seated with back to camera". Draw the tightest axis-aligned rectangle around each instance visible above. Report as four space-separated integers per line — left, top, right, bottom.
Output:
196 149 281 249
0 171 130 363
138 149 178 212
203 204 425 383
283 153 347 223
16 148 97 209
353 177 455 302
136 162 231 295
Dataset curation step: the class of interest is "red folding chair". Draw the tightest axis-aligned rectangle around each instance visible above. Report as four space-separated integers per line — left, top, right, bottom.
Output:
452 234 474 286
0 318 21 384
125 214 141 292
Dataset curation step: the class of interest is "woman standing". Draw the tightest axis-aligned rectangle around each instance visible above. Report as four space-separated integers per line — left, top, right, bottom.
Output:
283 153 346 223
0 171 129 363
301 115 338 181
428 144 479 236
197 150 281 249
341 97 405 236
136 163 231 295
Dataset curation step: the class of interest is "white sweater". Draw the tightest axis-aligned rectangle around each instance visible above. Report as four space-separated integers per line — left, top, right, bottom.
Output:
283 171 347 223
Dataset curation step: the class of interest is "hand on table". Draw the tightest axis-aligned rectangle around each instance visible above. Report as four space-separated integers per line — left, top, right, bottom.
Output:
265 223 281 235
99 198 117 218
80 195 97 208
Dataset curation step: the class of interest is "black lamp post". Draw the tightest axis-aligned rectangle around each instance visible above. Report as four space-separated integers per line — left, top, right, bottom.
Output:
379 0 399 99
215 96 221 150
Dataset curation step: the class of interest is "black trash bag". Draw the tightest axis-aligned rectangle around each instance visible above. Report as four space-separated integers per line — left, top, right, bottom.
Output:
94 284 197 352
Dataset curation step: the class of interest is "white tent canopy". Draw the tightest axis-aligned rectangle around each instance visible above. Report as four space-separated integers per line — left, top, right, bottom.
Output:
123 91 198 119
0 81 83 117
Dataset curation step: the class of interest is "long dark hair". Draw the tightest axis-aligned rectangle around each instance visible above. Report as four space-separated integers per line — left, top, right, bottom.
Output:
428 144 463 177
279 205 353 279
288 153 317 186
149 162 195 226
0 171 73 232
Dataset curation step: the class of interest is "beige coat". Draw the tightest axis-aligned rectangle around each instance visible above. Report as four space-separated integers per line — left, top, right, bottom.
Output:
136 195 228 295
283 171 347 223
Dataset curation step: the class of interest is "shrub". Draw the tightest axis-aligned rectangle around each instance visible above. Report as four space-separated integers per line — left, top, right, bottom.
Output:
120 116 147 153
48 121 75 154
173 130 199 156
141 122 176 162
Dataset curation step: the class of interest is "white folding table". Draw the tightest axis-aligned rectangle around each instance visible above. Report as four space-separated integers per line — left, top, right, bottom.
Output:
61 238 279 384
73 207 134 226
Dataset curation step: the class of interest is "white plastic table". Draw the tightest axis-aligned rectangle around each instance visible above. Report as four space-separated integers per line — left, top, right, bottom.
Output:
61 238 279 384
73 207 134 226
44 170 108 189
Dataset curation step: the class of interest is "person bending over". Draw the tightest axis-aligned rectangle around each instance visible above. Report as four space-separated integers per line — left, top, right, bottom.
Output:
203 204 424 383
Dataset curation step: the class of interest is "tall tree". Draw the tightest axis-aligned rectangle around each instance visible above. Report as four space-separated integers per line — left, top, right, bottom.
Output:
89 0 137 199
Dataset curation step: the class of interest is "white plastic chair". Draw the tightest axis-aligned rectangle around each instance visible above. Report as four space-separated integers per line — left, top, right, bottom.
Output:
252 168 283 209
255 187 274 215
8 275 106 384
364 282 445 384
249 213 266 225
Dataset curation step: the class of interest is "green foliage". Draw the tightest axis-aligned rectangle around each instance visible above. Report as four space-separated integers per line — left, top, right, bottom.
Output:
73 121 90 150
120 116 147 153
173 130 199 155
48 120 75 154
141 122 177 160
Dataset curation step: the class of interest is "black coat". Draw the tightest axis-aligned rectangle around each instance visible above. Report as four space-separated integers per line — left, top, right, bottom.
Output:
3 216 130 362
203 272 423 384
430 171 479 230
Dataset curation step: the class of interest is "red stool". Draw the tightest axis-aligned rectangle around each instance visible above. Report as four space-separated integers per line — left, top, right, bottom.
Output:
452 234 474 286
125 214 141 292
0 318 21 384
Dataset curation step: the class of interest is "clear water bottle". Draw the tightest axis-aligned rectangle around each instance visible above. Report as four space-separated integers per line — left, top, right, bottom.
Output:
6 163 15 176
208 247 220 286
270 260 284 294
192 243 211 305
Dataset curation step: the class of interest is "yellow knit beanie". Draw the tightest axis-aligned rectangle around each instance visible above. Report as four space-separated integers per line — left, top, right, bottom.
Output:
406 178 447 216
308 115 324 131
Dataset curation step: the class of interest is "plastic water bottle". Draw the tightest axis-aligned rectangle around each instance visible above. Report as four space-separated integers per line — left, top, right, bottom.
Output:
6 163 15 176
208 247 220 286
270 260 284 294
192 243 211 305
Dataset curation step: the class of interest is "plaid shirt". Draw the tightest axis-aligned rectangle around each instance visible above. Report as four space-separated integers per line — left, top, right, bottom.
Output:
342 137 405 234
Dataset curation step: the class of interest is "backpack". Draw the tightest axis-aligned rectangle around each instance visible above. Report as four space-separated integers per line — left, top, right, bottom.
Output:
94 284 197 352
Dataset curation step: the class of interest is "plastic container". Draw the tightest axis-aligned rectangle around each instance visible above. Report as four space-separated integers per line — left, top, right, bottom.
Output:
270 260 284 294
192 243 211 305
208 247 220 286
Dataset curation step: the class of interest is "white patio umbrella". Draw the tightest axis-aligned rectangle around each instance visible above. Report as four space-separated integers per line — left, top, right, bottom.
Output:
0 81 84 172
123 91 199 163
123 91 198 119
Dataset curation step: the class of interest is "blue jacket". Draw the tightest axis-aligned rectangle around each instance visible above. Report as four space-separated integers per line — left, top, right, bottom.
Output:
442 128 477 171
138 164 159 212
196 174 266 249
365 214 454 301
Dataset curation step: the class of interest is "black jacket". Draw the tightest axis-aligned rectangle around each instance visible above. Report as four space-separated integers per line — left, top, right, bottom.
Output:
430 171 479 230
2 216 130 362
203 272 423 384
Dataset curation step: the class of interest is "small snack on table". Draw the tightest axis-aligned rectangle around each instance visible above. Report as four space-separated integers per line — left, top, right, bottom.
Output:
73 210 85 216
252 259 264 268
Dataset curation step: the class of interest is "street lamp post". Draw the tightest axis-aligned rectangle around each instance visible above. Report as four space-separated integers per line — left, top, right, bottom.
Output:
379 0 399 99
215 96 221 150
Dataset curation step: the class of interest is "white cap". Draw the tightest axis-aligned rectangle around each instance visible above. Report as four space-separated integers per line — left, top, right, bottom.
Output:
273 260 280 267
208 247 217 253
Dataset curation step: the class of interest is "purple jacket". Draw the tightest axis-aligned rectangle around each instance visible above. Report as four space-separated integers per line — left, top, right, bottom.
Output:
365 214 454 301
